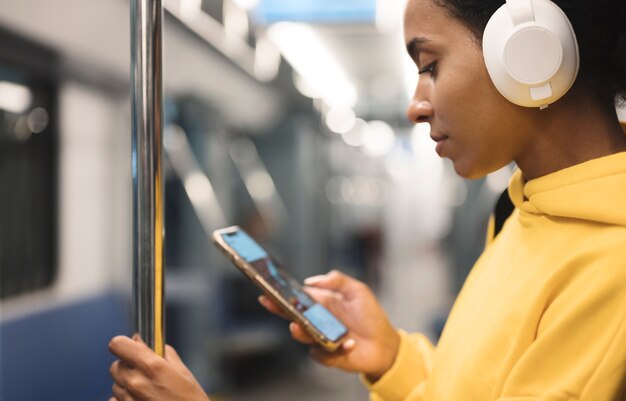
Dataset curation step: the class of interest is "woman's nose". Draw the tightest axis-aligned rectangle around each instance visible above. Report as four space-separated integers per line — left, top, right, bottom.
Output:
406 99 433 124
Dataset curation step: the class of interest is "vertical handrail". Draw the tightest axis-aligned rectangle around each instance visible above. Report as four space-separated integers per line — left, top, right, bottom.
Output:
131 0 165 356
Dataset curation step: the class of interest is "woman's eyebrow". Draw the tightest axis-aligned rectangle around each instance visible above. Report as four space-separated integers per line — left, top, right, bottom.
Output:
406 37 431 59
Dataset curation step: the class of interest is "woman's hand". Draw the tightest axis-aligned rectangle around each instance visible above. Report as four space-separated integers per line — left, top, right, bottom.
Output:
259 270 400 381
108 335 210 401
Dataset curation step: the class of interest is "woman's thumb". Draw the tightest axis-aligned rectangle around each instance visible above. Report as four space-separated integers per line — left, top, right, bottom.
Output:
304 270 351 291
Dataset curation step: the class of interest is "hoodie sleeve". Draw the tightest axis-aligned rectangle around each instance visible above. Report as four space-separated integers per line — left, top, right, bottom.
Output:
361 331 435 401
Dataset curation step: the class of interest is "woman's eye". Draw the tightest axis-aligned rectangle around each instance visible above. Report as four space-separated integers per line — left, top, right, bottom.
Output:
418 62 437 75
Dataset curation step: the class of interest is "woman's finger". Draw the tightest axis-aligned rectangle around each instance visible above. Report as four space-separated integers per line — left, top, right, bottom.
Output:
259 296 331 345
309 342 355 368
304 270 351 291
258 296 291 320
109 336 157 373
109 360 132 388
165 345 186 368
289 322 316 344
112 382 132 401
303 286 344 305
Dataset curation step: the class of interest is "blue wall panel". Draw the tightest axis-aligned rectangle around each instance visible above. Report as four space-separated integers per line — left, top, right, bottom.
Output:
1 293 130 401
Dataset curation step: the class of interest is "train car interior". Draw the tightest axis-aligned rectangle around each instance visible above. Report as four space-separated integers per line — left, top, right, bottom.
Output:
1 1 625 400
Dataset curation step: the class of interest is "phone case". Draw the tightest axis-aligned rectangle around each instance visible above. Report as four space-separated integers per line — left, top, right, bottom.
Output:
212 226 345 352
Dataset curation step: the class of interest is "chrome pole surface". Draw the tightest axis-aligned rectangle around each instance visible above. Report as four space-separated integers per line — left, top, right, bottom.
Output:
131 0 165 356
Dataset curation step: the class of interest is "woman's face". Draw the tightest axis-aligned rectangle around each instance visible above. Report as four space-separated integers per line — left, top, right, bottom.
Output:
404 0 533 179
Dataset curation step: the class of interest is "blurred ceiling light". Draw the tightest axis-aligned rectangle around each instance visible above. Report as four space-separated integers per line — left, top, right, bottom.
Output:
325 107 356 134
246 169 275 201
165 124 228 229
292 72 322 99
27 107 49 134
0 81 32 114
165 0 257 77
231 0 259 11
362 120 396 157
326 176 387 207
341 118 369 147
184 172 213 204
224 0 250 40
353 177 374 206
164 124 185 151
340 178 355 203
229 137 258 166
254 34 281 81
229 137 290 227
267 22 357 108
180 0 202 19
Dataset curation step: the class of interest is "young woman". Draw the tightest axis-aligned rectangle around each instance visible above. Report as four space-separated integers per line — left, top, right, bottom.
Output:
108 0 626 400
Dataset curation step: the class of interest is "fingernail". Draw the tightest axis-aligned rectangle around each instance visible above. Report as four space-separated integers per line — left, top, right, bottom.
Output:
343 338 356 350
304 275 323 285
289 322 297 331
258 295 266 304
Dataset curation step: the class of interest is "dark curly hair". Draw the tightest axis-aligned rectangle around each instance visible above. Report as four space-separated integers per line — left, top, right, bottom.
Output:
433 0 626 107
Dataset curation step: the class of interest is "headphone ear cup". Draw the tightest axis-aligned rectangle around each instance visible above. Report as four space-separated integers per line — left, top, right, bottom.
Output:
483 0 579 108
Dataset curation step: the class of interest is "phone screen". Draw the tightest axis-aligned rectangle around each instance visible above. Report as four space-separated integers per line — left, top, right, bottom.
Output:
221 230 347 343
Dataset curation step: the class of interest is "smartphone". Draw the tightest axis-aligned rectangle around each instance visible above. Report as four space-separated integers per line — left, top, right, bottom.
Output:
213 226 348 352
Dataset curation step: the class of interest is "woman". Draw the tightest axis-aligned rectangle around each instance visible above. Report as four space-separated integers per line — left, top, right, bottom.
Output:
109 0 626 399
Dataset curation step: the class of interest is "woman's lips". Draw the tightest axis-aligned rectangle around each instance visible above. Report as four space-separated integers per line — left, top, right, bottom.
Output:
431 134 448 155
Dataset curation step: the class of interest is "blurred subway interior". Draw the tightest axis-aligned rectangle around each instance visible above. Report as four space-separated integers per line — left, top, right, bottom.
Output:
0 0 597 400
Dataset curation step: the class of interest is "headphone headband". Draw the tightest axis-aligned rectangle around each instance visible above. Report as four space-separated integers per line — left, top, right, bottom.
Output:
506 0 534 26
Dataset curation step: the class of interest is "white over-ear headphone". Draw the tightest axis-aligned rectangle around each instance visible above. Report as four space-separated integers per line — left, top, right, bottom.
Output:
483 0 579 109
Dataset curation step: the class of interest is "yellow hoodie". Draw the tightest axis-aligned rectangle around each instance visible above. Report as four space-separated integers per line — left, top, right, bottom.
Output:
366 152 626 401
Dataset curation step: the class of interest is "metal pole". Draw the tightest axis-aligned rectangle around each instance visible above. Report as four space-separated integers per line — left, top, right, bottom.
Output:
131 0 165 356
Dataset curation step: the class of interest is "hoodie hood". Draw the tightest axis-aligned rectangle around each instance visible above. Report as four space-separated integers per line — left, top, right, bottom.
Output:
508 152 626 227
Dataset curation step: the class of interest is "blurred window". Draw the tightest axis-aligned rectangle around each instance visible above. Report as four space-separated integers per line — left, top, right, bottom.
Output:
0 28 58 299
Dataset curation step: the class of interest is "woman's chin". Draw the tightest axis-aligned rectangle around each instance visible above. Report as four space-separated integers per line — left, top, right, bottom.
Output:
452 159 490 180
